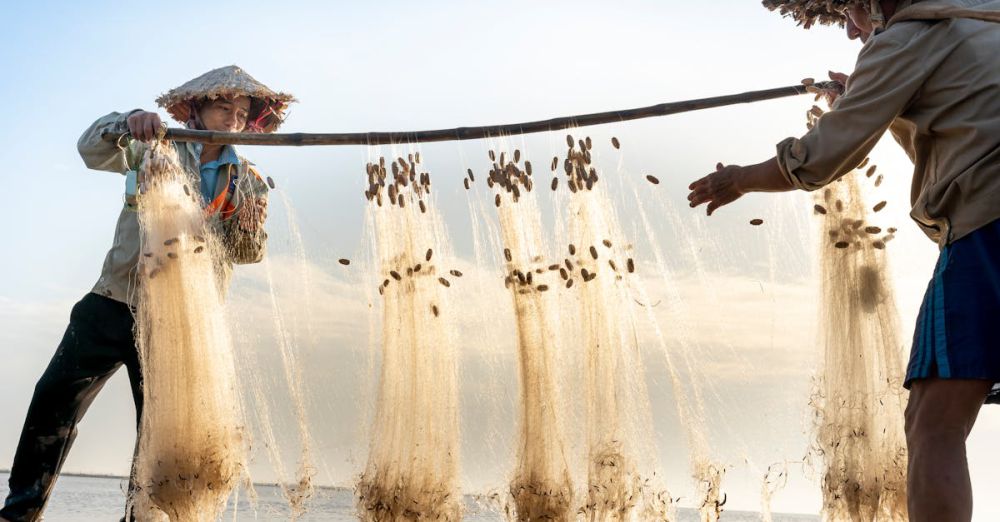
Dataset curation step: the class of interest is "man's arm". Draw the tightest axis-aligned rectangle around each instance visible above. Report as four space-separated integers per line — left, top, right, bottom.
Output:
689 30 931 213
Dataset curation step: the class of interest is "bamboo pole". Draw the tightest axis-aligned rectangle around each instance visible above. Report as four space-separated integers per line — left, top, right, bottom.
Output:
104 81 841 146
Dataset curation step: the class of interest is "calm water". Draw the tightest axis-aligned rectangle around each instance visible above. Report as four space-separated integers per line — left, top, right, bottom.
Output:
0 473 818 521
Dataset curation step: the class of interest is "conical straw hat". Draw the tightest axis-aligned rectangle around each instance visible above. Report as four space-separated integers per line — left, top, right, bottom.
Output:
156 65 296 133
762 0 857 28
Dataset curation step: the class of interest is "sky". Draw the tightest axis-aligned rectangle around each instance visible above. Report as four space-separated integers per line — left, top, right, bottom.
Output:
1 0 999 519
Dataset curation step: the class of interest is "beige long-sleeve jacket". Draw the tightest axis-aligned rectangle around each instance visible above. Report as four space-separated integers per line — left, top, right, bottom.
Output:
78 111 270 307
776 0 1000 246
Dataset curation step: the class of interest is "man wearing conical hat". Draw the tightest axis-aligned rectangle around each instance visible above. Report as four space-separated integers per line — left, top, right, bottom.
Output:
687 1 998 520
0 65 294 522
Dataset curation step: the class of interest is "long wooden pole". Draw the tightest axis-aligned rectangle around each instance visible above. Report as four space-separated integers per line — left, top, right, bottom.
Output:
103 81 839 146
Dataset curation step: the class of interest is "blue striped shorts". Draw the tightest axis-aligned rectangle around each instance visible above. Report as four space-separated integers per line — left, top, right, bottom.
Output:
906 219 1000 404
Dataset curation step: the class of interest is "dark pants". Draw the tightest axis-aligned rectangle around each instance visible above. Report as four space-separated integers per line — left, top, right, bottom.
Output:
1 293 142 522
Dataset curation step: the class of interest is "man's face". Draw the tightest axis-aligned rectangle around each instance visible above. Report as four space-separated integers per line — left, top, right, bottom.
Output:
199 96 251 133
845 4 876 42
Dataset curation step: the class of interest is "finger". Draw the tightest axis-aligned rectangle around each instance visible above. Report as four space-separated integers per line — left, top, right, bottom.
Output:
143 118 155 142
716 162 724 171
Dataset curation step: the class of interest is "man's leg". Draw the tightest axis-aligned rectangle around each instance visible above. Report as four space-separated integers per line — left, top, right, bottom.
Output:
905 378 992 522
0 294 134 522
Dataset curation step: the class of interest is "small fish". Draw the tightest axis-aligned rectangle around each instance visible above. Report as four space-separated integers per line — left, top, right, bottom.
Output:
611 137 620 149
872 240 886 250
565 259 573 271
645 174 660 185
525 161 532 175
419 200 427 213
548 264 560 271
866 165 877 178
559 268 568 280
602 239 612 248
874 174 884 187
865 226 882 234
438 277 450 287
193 246 204 254
581 268 591 280
814 204 828 215
551 177 559 191
167 252 178 259
873 201 887 212
266 176 276 189
834 241 850 249
568 244 576 255
339 258 350 266
566 134 574 148
183 184 190 196
626 258 635 273
750 219 764 226
414 264 422 272
495 194 501 207
514 149 521 163
566 279 574 289
390 270 402 281
489 150 496 161
449 269 463 277
858 157 870 169
585 136 592 150
504 248 512 262
836 200 844 212
537 284 549 292
589 246 598 259
608 260 617 271
164 238 178 246
464 178 470 190
432 304 439 317
426 248 433 261
551 157 558 171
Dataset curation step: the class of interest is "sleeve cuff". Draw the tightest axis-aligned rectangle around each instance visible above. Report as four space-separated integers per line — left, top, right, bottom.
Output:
775 137 825 192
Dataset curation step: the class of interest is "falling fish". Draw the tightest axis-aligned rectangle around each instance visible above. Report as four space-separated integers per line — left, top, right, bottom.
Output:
865 226 882 234
449 270 463 277
626 258 635 273
589 246 598 259
419 200 426 213
537 284 549 292
814 204 828 215
566 134 574 148
338 258 350 266
164 238 178 246
495 194 501 207
611 137 620 149
568 244 576 255
426 249 433 261
866 165 877 177
266 176 276 189
873 201 887 212
602 239 612 248
873 240 886 249
645 174 660 185
504 248 512 262
414 264 422 272
875 174 884 187
193 246 204 254
834 241 850 249
390 270 402 281
438 277 450 287
566 279 574 288
167 252 178 259
551 177 558 191
464 178 470 190
432 304 439 317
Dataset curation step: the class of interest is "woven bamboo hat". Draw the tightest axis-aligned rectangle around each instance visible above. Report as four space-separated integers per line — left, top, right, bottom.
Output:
762 0 885 29
155 65 295 133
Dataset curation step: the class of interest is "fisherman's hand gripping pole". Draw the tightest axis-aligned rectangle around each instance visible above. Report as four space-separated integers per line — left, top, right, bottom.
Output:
103 81 844 147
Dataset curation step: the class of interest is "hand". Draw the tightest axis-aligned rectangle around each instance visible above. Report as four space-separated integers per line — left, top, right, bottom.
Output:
237 197 268 233
687 163 748 216
126 111 164 142
823 71 849 105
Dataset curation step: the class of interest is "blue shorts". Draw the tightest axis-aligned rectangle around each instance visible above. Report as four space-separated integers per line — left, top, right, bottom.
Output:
905 219 1000 404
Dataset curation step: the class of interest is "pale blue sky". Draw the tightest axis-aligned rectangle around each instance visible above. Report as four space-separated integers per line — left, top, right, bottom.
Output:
2 1 998 518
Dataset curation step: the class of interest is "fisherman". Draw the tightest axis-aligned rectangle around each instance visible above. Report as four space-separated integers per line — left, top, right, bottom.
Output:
687 1 998 520
0 65 294 522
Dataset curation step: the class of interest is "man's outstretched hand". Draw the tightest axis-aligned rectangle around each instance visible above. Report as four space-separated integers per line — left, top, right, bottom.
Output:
687 158 795 215
687 163 748 216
